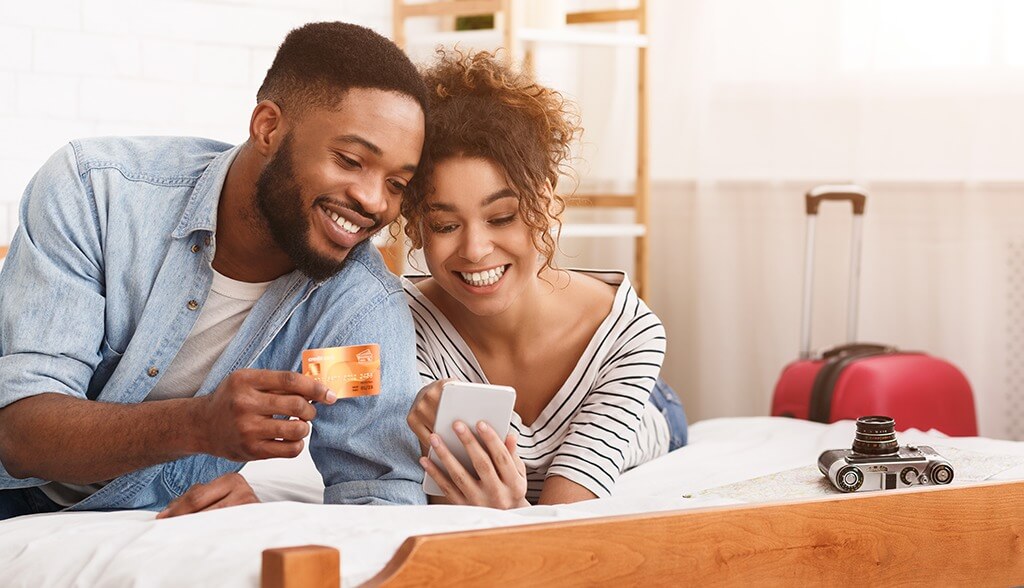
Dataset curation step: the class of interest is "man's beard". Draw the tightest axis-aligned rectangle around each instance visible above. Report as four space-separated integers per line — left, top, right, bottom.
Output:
254 134 355 282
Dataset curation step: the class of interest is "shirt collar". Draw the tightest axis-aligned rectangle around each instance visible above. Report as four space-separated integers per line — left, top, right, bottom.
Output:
172 142 244 239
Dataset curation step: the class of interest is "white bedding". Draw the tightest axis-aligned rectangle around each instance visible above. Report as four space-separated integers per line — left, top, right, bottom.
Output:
3 417 1024 587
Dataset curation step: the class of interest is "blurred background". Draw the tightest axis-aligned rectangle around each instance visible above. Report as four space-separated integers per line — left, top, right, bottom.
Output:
1 0 1023 437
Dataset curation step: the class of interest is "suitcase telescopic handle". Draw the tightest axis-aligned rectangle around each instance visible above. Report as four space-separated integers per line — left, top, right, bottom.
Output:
800 185 869 359
805 185 867 216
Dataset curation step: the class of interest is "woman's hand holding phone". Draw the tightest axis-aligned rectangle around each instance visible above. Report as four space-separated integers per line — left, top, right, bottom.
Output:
420 420 529 509
407 380 528 509
407 379 447 456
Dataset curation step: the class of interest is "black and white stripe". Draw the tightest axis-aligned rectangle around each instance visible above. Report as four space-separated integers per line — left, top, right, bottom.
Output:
403 270 669 503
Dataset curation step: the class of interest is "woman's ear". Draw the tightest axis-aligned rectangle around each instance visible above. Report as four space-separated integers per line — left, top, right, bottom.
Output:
542 178 562 220
249 100 286 157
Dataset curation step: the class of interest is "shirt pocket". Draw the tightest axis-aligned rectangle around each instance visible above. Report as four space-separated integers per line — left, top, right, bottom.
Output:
86 339 124 401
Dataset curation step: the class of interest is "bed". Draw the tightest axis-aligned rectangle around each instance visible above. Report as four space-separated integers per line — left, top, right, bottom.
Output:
2 416 1023 586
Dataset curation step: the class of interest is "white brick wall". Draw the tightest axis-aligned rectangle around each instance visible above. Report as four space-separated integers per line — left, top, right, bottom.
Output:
0 0 393 244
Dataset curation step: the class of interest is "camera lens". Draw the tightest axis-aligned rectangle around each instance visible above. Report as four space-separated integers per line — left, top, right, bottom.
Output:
852 416 899 456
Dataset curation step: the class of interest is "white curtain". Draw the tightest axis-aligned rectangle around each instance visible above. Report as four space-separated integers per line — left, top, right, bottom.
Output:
553 0 1024 438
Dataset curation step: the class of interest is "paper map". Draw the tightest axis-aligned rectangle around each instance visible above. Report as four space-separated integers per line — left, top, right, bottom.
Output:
698 446 1024 503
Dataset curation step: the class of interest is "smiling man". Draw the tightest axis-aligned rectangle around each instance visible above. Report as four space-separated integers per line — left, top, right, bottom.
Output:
0 22 427 519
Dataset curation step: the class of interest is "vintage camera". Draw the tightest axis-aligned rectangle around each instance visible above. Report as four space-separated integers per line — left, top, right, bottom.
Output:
818 416 954 493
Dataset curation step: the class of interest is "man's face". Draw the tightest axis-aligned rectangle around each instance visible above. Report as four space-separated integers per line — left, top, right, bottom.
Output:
254 87 425 281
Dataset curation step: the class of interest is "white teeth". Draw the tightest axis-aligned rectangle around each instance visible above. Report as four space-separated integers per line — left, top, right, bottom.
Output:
338 218 359 234
322 206 360 234
459 265 507 287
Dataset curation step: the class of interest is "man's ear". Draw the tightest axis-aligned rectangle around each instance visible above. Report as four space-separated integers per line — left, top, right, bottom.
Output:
249 100 286 157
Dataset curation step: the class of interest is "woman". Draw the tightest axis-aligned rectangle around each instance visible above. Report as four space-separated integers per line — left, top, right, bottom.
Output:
403 50 687 510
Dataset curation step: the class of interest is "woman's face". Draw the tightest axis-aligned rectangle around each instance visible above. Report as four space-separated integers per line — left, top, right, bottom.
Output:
420 156 542 317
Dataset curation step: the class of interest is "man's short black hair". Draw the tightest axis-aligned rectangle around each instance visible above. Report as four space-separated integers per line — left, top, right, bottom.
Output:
258 22 427 116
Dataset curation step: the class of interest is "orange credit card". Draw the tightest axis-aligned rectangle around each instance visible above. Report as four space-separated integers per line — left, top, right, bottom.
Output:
301 343 380 398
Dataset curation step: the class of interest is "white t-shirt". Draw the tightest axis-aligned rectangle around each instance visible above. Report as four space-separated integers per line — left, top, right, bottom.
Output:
146 270 272 401
403 270 670 503
40 269 272 507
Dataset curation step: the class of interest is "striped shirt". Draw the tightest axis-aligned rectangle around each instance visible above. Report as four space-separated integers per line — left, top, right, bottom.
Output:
403 270 670 502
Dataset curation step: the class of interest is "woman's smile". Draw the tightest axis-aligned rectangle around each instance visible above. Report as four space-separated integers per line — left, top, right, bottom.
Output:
454 263 511 290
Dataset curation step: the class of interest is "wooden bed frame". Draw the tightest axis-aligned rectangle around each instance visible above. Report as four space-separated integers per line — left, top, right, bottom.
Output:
264 479 1024 587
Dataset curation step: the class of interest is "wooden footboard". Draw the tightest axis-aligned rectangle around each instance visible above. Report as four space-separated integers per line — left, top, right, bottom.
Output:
357 480 1024 586
262 480 1024 586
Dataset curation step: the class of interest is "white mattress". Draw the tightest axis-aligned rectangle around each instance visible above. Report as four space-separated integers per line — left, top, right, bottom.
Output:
3 417 1023 587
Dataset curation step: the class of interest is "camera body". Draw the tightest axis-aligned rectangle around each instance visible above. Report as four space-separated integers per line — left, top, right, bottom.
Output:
818 416 954 493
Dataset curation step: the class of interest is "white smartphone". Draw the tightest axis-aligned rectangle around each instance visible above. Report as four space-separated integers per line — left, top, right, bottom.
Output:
423 381 517 496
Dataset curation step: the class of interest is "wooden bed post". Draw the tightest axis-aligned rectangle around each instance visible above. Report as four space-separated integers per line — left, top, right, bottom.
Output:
261 545 340 588
357 480 1024 586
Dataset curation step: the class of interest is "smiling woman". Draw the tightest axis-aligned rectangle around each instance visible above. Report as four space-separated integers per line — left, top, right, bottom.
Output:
400 50 688 509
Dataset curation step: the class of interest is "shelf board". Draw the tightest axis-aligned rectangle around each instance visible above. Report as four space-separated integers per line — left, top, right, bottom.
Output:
566 194 637 207
372 224 645 244
520 28 647 48
396 0 502 19
559 223 646 238
405 28 648 49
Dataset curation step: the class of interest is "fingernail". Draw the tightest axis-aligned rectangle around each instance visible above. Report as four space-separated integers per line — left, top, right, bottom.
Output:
429 434 441 448
453 421 466 434
477 421 491 433
325 390 337 403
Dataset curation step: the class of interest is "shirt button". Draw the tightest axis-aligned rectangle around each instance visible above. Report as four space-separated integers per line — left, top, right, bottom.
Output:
187 299 199 311
191 244 201 253
147 367 159 377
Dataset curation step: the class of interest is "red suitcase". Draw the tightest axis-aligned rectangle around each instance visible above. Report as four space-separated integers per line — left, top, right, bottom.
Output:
770 186 978 436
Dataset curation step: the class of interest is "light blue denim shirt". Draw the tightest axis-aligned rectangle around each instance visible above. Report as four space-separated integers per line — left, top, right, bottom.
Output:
0 137 426 510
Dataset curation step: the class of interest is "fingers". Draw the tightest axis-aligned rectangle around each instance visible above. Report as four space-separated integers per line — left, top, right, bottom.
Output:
417 426 528 509
453 421 499 485
256 418 311 442
420 455 466 505
258 394 317 421
407 419 433 456
239 369 336 404
158 483 225 519
198 489 259 514
408 381 445 455
506 433 527 478
475 422 517 483
409 381 442 425
157 473 253 519
428 432 484 503
414 379 448 406
253 439 305 459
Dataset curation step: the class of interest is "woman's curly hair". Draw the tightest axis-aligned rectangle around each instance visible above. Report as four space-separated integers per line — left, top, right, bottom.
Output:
402 49 582 273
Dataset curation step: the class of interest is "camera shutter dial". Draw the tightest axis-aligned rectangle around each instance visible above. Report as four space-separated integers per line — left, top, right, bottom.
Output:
929 463 954 485
836 466 864 492
900 467 919 486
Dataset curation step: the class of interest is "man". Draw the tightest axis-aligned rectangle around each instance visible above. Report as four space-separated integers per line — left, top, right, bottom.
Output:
0 21 427 519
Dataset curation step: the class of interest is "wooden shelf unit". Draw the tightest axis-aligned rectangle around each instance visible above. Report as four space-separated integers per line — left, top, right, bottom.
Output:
390 0 650 295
